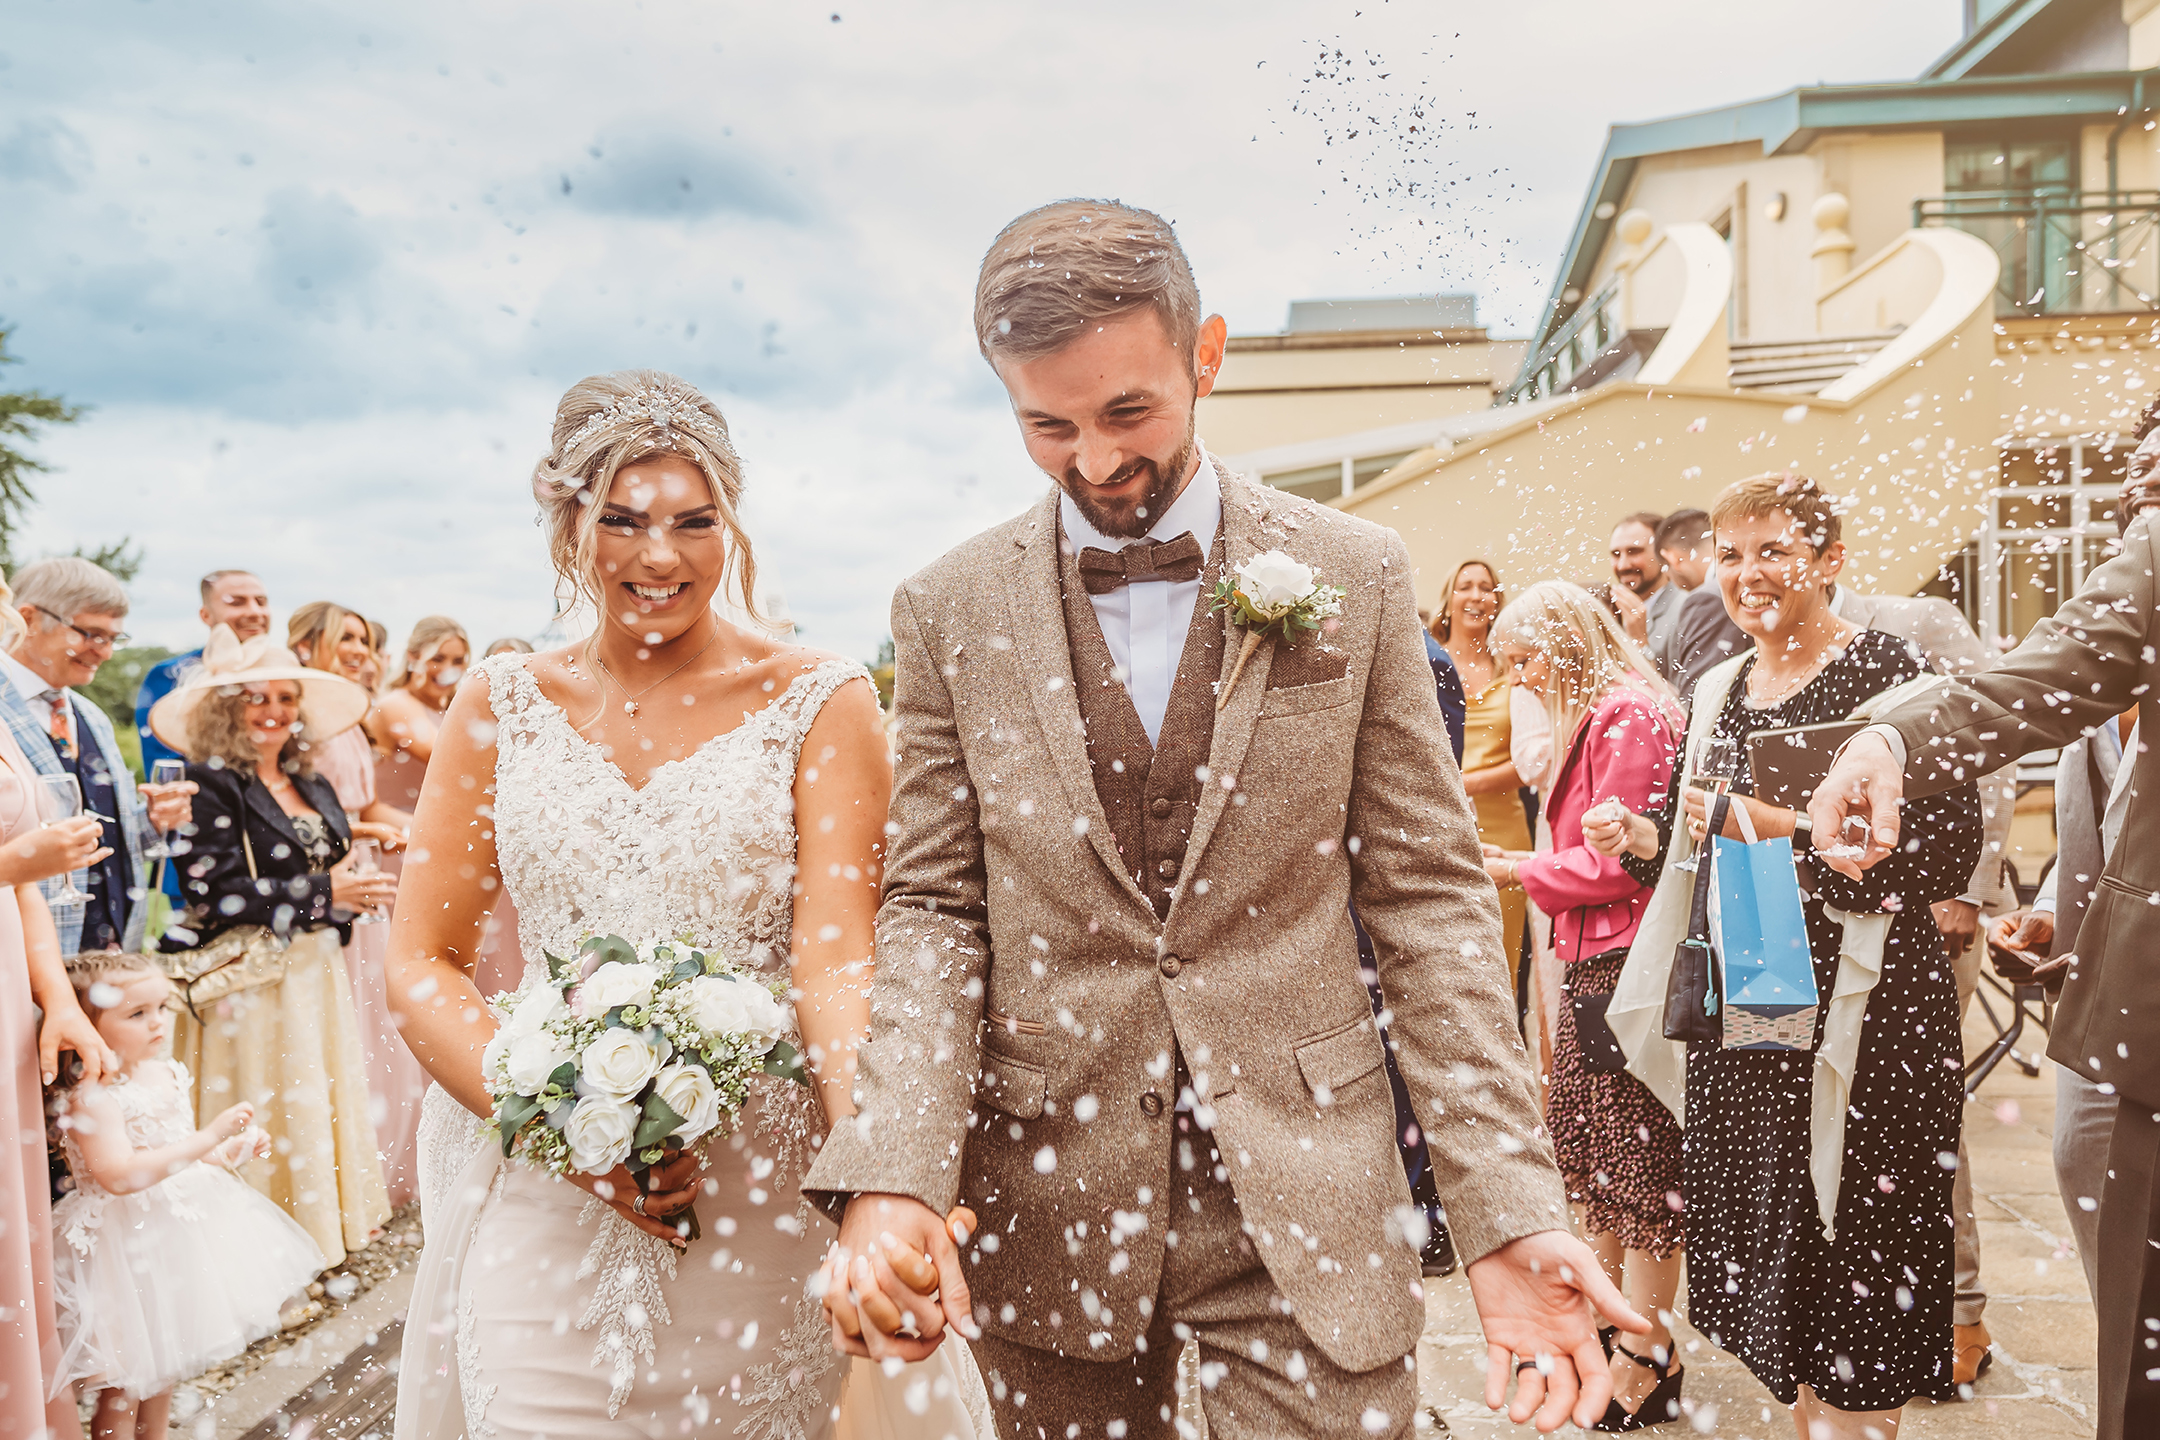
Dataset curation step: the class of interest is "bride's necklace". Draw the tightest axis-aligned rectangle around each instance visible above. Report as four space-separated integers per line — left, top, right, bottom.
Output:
588 628 719 718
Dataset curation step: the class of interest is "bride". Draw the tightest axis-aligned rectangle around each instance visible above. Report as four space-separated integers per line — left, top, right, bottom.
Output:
389 371 985 1440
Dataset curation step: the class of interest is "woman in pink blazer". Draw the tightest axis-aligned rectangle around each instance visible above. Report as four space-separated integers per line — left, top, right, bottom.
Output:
1483 581 1686 1432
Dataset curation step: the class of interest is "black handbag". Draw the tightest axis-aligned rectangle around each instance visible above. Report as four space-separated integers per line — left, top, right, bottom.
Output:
1662 792 1729 1045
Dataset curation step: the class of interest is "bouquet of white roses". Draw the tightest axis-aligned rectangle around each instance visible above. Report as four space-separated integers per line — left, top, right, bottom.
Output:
481 934 806 1239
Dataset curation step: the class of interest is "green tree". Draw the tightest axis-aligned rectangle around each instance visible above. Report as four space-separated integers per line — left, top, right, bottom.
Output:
869 635 895 709
0 325 86 572
78 645 174 781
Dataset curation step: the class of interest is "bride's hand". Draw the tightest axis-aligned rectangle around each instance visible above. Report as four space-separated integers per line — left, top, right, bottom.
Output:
570 1159 701 1247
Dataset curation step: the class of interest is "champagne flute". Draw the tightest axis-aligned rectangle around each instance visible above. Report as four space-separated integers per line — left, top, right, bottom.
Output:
36 774 91 905
1678 734 1743 872
349 838 385 925
144 759 186 861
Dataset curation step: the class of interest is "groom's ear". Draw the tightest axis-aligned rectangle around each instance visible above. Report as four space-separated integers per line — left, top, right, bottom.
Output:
1194 315 1229 400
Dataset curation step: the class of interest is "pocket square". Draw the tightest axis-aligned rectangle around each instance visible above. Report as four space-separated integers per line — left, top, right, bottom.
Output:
1265 643 1350 689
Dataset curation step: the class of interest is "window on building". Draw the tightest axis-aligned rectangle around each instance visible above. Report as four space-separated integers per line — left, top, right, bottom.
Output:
1944 138 2076 195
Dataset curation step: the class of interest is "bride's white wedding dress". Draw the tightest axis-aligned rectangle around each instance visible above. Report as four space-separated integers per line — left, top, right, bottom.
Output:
395 653 988 1440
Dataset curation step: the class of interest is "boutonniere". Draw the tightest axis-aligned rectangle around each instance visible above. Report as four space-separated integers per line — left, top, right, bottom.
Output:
1209 550 1346 709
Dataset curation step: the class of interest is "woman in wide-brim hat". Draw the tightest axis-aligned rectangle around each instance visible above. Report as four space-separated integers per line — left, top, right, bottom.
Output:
155 625 396 1264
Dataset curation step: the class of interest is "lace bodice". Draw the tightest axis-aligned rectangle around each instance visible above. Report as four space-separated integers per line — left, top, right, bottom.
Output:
480 650 866 991
57 1060 205 1253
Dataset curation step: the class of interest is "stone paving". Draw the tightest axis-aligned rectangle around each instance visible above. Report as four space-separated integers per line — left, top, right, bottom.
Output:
1415 993 2097 1436
186 992 2097 1439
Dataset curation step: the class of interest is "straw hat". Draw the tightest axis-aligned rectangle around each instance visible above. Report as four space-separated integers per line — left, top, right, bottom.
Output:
148 624 371 754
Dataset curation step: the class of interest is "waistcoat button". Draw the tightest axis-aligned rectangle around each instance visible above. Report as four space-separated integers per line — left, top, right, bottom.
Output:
1150 797 1172 818
1159 953 1182 978
1157 858 1178 880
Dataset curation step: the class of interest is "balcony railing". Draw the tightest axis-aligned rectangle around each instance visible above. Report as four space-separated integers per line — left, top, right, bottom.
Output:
1915 190 2160 317
1503 275 1620 404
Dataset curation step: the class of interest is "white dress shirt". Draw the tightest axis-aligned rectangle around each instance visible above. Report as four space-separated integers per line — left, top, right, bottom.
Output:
1059 448 1223 747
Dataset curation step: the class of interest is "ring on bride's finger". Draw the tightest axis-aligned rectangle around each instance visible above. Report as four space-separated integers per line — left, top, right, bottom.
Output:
1515 1359 1540 1375
632 1194 647 1216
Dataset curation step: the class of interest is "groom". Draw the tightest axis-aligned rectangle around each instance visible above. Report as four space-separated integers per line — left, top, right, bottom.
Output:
806 200 1634 1436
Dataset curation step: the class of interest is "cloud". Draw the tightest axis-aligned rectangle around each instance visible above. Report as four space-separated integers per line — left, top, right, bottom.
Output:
4 0 1965 663
556 132 813 223
257 187 385 313
0 118 92 191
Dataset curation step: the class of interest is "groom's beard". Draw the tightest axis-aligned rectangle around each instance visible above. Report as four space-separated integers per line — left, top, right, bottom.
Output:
1061 422 1199 541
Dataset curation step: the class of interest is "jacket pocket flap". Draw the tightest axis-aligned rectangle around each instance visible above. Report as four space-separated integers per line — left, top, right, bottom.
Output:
979 1048 1047 1119
1293 1016 1384 1101
1259 674 1354 720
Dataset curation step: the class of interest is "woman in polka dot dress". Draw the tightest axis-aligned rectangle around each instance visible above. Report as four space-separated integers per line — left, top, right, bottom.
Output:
1596 474 1982 1437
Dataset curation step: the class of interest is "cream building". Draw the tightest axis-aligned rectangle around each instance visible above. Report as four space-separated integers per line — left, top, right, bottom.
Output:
1238 0 2160 646
1200 297 1526 504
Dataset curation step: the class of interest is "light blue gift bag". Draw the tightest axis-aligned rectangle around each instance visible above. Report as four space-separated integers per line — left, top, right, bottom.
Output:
1707 802 1819 1050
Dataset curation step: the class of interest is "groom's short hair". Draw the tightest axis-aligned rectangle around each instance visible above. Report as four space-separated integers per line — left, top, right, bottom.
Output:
974 199 1201 368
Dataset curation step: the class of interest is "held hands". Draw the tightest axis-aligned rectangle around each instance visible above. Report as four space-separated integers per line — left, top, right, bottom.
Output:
137 780 196 834
1470 1229 1651 1432
6 815 111 885
1988 907 2070 989
819 1193 980 1361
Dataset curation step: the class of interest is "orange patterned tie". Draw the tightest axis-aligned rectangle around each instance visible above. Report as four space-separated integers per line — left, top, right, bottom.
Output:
41 691 73 760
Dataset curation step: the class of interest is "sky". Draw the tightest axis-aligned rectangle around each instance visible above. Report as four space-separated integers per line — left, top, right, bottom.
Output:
1 0 1964 663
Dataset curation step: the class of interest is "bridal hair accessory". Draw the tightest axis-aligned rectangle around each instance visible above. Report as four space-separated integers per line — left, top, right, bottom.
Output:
1209 549 1345 709
482 933 810 1242
556 381 735 467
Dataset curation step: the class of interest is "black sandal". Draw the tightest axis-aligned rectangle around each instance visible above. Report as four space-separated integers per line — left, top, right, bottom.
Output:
1594 1344 1684 1431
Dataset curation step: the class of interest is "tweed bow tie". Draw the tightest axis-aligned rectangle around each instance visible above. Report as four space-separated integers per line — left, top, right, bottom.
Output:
1077 532 1204 595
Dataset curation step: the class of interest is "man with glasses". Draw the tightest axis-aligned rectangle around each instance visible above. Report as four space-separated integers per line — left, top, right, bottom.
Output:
0 558 192 951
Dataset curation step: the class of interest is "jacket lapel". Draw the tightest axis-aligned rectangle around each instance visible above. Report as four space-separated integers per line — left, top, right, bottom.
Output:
1180 467 1279 883
1003 491 1155 913
241 773 309 864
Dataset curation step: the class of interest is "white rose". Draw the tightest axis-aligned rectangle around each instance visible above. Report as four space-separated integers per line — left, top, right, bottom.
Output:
581 1028 663 1100
506 984 566 1036
561 1095 638 1174
685 974 788 1043
481 1027 512 1079
577 961 660 1019
652 1062 721 1140
1236 550 1316 609
506 1030 576 1094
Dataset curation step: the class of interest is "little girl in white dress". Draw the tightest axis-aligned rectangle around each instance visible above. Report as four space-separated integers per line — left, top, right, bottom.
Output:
48 954 326 1440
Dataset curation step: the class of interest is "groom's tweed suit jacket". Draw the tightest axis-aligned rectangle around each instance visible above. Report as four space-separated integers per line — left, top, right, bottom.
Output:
804 470 1567 1372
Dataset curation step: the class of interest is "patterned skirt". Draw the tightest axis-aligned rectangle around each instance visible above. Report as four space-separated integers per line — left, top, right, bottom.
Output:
1548 947 1684 1256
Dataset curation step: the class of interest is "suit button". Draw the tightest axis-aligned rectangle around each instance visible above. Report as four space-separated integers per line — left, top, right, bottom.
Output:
1150 797 1172 818
1159 953 1182 978
1139 1091 1165 1117
1157 858 1178 879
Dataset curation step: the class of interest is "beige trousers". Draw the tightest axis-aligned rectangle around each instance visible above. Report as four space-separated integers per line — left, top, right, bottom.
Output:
970 1116 1418 1439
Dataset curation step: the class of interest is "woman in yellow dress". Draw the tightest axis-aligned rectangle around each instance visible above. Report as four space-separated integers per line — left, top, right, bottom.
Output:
1431 559 1530 989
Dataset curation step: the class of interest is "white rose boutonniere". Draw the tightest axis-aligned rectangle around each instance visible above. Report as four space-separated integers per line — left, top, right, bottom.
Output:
1209 549 1346 708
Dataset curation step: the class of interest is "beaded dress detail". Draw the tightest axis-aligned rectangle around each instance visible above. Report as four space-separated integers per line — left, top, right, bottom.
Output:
403 652 923 1440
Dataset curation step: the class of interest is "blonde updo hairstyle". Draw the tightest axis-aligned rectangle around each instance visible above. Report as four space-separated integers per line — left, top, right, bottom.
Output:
1492 580 1673 749
530 370 765 625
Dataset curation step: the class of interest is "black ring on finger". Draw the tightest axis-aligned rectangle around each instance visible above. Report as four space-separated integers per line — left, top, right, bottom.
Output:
1515 1359 1541 1374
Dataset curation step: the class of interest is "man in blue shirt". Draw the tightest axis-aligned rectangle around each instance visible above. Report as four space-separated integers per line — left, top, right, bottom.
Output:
135 569 272 774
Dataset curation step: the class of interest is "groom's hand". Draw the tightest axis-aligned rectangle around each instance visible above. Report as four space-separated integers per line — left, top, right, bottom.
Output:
1468 1229 1649 1432
820 1193 978 1361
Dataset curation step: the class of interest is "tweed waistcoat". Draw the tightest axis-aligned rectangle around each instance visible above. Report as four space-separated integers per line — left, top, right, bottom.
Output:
1057 526 1226 917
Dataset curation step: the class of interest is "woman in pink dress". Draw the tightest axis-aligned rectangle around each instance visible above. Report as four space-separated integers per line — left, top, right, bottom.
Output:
290 603 422 1206
0 589 123 1440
